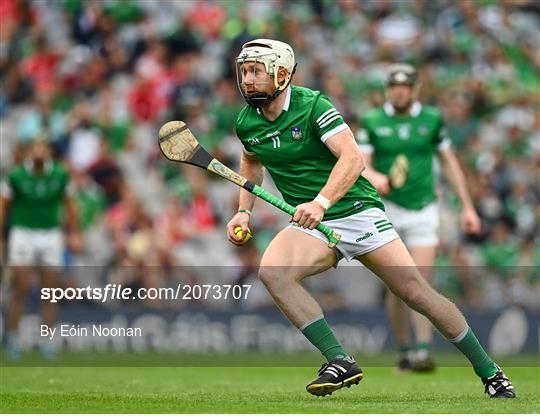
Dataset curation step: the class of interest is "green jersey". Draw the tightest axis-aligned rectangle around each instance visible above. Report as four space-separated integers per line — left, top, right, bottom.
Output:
236 85 383 220
358 102 451 210
1 160 70 229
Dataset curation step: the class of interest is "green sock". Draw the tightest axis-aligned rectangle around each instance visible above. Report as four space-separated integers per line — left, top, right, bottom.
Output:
301 317 348 361
416 341 431 351
450 326 498 378
398 344 411 357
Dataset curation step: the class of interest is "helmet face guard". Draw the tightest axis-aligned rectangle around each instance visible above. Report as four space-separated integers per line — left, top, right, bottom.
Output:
235 40 297 109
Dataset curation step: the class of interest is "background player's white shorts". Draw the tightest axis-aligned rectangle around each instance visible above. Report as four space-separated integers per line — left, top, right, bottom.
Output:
383 200 439 247
287 208 399 262
8 227 64 267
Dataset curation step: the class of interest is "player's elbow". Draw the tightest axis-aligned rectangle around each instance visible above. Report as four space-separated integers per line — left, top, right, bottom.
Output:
357 157 366 175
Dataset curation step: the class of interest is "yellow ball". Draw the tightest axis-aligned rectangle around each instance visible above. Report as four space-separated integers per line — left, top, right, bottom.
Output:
234 226 252 242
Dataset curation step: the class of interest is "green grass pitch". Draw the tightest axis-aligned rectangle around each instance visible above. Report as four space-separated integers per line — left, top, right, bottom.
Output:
1 353 538 413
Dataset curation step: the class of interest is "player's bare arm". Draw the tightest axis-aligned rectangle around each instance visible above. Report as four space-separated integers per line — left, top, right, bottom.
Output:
64 195 82 253
358 151 391 195
437 147 481 234
321 128 366 201
226 151 264 245
294 128 364 230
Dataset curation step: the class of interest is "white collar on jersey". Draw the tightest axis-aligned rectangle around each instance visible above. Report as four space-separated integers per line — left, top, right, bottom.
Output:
24 158 53 174
383 101 422 117
256 86 292 115
283 85 292 111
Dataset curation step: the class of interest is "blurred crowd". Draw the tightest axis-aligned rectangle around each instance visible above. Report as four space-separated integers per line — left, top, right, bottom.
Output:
1 0 538 310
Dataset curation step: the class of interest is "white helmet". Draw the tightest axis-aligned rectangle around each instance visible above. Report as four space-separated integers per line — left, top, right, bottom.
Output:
235 39 297 108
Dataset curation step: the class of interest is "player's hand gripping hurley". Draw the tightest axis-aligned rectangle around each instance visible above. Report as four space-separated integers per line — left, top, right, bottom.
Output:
158 121 341 247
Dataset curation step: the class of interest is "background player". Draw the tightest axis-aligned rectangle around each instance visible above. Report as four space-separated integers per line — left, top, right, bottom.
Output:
226 39 514 398
358 64 482 372
0 140 81 360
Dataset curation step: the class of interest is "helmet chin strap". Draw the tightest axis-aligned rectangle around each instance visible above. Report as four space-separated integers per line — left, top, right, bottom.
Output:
244 88 284 109
243 64 296 109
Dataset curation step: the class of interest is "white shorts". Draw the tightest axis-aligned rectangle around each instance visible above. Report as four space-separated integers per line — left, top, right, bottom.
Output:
383 200 439 247
8 226 64 267
287 208 399 262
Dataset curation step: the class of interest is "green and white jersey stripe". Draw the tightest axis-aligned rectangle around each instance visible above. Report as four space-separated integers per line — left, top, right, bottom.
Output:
317 108 341 129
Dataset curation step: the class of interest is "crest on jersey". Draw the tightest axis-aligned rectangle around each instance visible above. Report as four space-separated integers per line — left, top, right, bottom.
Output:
291 126 303 140
418 125 429 136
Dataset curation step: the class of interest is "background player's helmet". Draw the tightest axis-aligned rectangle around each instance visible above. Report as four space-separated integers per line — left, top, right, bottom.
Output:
235 39 297 108
387 63 418 86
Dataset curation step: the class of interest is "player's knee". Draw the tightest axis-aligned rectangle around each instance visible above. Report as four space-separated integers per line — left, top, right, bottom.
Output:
258 266 295 293
405 291 431 315
400 279 432 314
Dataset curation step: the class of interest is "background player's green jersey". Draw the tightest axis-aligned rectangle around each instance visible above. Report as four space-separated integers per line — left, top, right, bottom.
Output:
2 161 70 229
358 102 451 210
236 86 383 221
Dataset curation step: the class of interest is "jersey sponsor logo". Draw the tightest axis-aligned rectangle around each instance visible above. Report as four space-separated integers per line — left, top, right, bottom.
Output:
397 124 410 140
317 108 342 129
36 181 47 195
291 126 303 140
375 126 392 137
247 137 261 146
356 232 373 242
